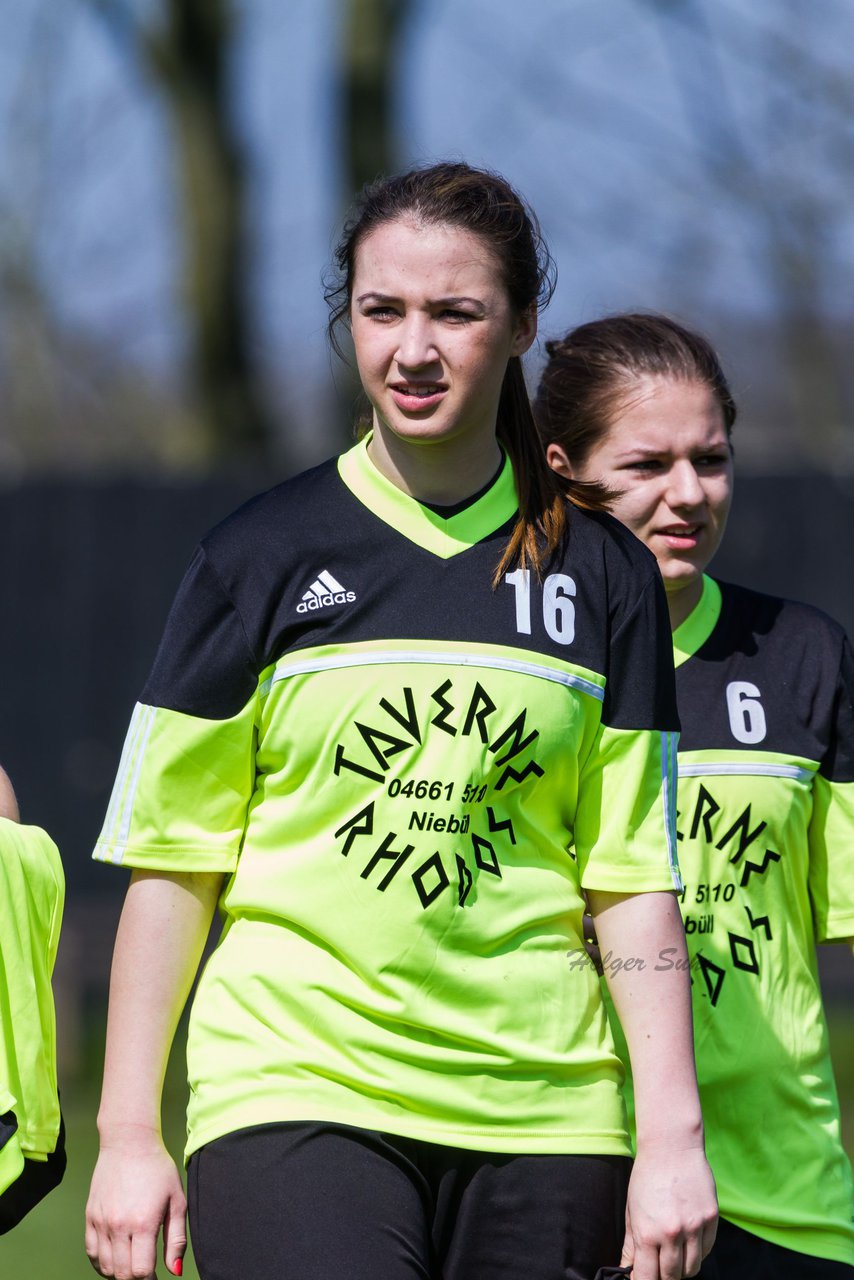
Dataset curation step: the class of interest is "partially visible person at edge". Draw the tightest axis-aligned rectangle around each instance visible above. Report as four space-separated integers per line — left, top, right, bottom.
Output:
84 167 716 1280
536 312 854 1280
0 764 67 1234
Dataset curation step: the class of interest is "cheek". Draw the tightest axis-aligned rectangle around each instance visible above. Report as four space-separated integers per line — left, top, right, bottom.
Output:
351 329 385 380
606 490 657 539
711 480 734 521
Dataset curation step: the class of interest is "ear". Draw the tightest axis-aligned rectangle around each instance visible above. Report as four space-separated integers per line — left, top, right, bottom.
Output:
546 442 574 479
510 305 537 357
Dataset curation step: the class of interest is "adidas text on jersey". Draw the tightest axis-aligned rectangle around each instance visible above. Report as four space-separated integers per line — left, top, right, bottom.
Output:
297 570 357 613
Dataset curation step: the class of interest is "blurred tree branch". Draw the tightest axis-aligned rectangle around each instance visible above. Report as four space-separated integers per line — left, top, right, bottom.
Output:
340 0 413 196
643 0 852 454
87 0 273 465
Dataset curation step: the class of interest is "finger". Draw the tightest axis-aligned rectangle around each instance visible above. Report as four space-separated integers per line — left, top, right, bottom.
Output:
84 1217 103 1272
106 1230 132 1280
129 1230 158 1280
92 1233 115 1279
682 1228 704 1277
163 1195 188 1276
701 1215 718 1259
627 1239 659 1280
619 1214 635 1267
658 1236 685 1280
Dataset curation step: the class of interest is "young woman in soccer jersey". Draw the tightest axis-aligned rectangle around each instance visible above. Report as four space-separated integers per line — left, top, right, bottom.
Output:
538 313 854 1280
85 168 717 1280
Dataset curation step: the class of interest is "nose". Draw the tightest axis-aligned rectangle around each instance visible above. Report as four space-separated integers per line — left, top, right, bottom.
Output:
395 314 437 369
667 460 705 510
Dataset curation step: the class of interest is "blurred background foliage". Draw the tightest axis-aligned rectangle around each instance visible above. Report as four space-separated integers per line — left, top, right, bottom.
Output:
0 0 852 475
0 0 852 1270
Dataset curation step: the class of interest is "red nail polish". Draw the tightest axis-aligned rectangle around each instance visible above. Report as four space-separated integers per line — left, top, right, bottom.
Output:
173 1261 183 1277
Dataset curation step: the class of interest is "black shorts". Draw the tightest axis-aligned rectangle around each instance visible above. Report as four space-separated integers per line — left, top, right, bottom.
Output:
187 1121 631 1280
699 1215 854 1280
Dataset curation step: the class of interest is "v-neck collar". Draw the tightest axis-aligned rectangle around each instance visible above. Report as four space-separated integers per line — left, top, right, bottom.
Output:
672 575 722 668
337 435 519 558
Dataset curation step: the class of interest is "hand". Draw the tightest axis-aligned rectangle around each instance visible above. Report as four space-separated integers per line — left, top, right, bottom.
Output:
621 1144 717 1280
85 1134 187 1279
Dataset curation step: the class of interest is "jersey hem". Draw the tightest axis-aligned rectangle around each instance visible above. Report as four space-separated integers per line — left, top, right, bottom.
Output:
579 869 681 894
184 1101 632 1165
719 1209 854 1267
92 842 238 872
816 911 854 943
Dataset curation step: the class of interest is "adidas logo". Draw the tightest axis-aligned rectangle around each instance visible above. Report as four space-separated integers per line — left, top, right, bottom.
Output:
296 569 357 614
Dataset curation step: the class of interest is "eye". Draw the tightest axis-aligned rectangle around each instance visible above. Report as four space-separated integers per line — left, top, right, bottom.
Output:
438 308 475 323
695 453 730 469
624 459 663 473
363 305 399 321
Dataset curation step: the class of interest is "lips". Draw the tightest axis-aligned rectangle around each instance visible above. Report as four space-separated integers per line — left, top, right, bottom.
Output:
657 524 703 548
389 383 447 412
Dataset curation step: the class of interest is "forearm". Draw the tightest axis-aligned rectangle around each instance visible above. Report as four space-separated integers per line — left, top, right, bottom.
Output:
587 889 703 1150
97 869 223 1144
0 765 20 821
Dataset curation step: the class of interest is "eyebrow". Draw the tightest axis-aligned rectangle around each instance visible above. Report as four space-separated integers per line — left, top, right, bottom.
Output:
613 441 728 461
612 446 665 460
355 291 485 309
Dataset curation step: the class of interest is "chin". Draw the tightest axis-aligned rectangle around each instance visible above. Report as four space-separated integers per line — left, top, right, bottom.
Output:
662 563 704 593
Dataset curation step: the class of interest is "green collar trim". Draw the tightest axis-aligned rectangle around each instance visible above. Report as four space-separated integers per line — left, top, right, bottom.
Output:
673 575 722 668
337 435 518 558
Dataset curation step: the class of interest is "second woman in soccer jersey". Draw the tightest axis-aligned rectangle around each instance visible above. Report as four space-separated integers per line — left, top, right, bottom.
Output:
84 172 716 1280
538 313 854 1280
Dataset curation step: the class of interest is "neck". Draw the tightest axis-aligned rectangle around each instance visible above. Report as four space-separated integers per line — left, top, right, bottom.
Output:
367 420 503 505
666 577 704 631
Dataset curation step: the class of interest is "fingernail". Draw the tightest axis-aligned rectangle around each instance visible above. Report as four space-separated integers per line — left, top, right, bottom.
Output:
173 1261 183 1277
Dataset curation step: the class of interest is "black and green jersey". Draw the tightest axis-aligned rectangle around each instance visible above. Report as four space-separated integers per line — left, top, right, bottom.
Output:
95 438 680 1161
618 575 854 1264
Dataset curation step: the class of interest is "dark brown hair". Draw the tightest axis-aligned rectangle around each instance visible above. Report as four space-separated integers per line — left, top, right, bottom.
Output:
534 313 737 468
326 161 608 582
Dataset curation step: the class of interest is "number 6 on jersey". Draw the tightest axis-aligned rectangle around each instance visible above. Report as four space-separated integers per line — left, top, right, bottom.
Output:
726 680 767 744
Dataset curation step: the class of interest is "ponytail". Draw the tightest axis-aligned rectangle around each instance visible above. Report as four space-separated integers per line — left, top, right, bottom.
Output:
493 357 612 586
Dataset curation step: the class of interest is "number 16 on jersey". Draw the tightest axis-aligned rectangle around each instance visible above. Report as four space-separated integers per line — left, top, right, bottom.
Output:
505 570 577 645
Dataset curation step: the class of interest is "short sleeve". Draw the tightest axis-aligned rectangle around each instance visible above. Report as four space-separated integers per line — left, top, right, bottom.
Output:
576 569 681 893
93 546 259 872
602 572 680 733
809 635 854 941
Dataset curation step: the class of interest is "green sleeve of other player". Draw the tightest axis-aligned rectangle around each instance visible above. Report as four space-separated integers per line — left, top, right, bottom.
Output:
0 819 64 1161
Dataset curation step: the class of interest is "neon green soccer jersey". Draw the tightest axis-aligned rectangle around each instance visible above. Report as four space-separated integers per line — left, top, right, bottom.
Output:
95 441 681 1161
0 819 64 1184
614 575 854 1264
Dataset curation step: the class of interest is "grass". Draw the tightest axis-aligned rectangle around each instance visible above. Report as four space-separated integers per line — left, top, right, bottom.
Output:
2 1007 853 1277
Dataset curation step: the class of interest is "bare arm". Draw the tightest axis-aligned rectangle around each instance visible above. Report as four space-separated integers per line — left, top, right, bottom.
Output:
86 869 223 1280
0 765 20 822
587 888 718 1280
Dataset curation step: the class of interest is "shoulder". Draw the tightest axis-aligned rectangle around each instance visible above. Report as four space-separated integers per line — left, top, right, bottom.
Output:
714 579 848 660
565 505 664 622
567 503 661 581
199 455 345 569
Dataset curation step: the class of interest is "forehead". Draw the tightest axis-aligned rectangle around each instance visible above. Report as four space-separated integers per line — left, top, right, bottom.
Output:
605 375 727 451
352 217 505 297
